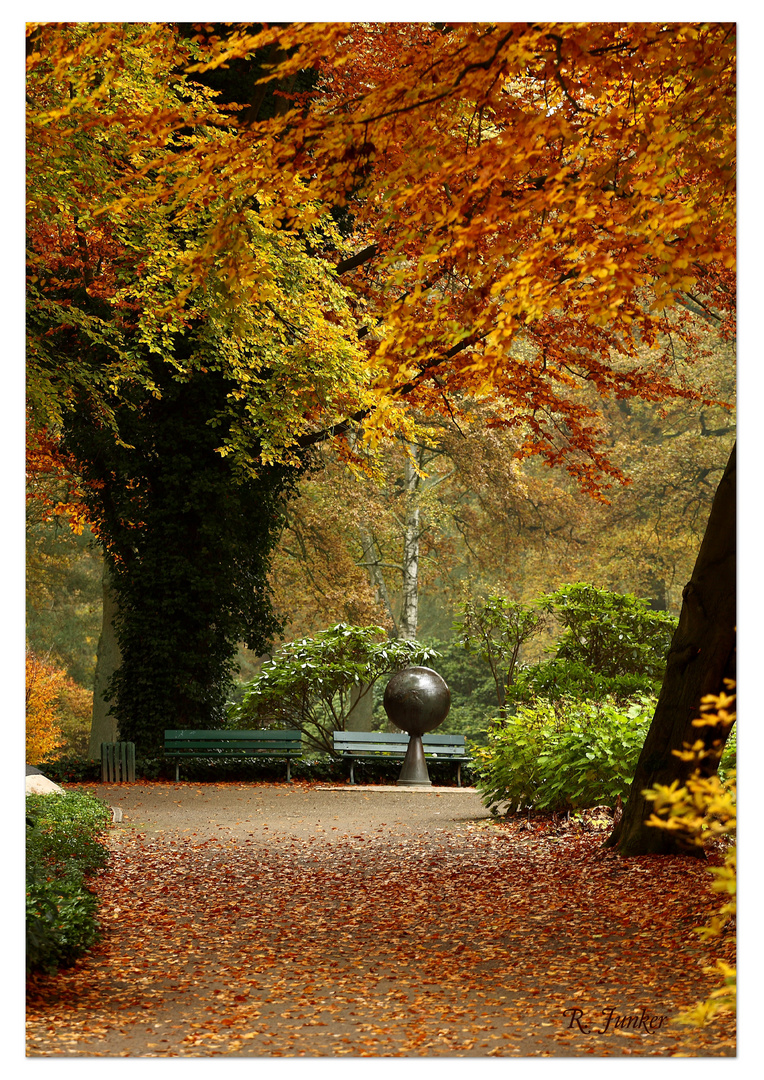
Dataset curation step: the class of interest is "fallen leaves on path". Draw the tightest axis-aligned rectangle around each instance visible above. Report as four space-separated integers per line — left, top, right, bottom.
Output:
26 789 735 1057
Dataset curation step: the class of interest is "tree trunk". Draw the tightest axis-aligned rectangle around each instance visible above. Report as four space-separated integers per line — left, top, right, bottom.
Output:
88 560 122 757
358 525 398 635
347 682 374 731
399 448 421 641
604 443 736 856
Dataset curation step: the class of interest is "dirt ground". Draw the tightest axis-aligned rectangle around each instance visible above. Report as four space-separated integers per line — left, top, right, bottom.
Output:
97 778 489 840
25 780 736 1059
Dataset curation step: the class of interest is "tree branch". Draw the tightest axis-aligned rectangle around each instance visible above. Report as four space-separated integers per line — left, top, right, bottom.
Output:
335 243 379 275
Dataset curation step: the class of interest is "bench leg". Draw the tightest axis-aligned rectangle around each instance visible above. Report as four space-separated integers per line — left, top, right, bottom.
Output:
350 760 355 785
457 763 461 787
176 763 180 782
286 759 291 782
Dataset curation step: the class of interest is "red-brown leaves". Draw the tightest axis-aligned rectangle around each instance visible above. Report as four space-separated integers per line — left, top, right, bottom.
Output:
26 783 735 1057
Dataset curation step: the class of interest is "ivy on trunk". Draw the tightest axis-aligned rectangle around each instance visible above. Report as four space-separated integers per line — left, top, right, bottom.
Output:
63 355 298 755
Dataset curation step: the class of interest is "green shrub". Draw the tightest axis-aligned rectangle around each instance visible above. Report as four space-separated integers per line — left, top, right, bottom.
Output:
228 623 439 754
508 657 660 705
26 791 111 973
473 692 737 814
455 584 678 711
26 872 101 975
453 595 547 712
541 582 676 673
472 696 656 813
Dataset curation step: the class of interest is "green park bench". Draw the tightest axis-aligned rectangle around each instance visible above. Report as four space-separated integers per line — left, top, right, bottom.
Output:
164 729 303 781
332 730 470 786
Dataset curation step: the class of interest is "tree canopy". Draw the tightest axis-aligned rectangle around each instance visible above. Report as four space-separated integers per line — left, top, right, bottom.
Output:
25 23 736 802
184 20 735 488
28 21 735 487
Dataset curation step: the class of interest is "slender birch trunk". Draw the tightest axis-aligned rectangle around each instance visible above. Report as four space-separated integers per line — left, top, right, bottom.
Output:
398 447 422 641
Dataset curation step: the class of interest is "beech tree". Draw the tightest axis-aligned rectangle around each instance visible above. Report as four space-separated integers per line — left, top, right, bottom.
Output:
26 22 735 819
26 23 373 749
210 21 736 857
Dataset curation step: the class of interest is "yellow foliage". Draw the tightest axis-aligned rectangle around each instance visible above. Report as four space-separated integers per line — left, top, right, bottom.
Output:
643 682 736 1026
56 677 95 757
25 650 65 766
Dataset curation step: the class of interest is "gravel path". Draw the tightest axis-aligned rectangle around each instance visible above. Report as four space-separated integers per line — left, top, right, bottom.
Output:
25 781 735 1059
95 779 489 841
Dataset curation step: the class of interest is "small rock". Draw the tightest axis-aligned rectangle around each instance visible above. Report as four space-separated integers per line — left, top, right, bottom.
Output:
26 772 65 795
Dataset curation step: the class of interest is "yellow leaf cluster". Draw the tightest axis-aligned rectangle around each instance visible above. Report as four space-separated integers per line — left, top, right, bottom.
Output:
25 650 66 766
643 682 736 1026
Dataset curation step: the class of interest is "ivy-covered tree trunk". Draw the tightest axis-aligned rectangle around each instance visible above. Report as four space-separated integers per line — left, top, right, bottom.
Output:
87 560 121 757
64 359 297 756
604 443 736 856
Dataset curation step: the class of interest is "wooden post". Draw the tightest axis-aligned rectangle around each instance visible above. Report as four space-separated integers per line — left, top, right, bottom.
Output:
101 742 136 782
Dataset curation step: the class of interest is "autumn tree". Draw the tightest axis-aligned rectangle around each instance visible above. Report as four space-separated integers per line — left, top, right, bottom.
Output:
27 22 735 807
218 21 734 856
26 650 65 765
26 23 375 751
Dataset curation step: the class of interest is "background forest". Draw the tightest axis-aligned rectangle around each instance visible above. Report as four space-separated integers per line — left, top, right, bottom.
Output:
27 320 734 759
24 22 735 806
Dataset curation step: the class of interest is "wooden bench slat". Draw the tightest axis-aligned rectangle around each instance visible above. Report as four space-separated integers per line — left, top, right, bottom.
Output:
164 729 302 781
332 730 470 785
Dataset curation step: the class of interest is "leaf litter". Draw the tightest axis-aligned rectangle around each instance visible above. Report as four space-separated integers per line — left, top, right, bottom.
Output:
26 782 735 1057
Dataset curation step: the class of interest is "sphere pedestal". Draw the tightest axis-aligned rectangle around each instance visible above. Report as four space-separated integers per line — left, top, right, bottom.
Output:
382 667 451 787
397 733 432 787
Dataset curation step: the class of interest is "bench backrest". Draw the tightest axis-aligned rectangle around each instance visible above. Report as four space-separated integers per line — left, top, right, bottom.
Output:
332 730 466 755
164 729 302 755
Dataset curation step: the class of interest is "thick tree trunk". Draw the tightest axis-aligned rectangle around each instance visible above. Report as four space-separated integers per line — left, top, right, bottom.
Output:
604 443 736 856
88 560 122 757
346 682 374 731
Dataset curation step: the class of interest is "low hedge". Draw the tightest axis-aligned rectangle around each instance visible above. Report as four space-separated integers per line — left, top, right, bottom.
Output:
38 751 476 786
26 791 111 974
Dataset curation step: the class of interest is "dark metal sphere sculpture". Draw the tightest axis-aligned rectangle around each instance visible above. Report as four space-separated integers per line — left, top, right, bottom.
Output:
383 666 450 786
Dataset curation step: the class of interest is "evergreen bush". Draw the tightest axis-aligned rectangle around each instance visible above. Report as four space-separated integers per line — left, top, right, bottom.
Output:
26 791 111 973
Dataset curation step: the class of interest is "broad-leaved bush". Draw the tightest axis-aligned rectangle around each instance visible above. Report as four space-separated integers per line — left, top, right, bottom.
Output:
473 695 657 813
510 583 678 704
228 623 439 754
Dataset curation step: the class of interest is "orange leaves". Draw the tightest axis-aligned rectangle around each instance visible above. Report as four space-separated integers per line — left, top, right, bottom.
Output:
253 21 735 455
26 427 91 533
25 784 735 1058
26 22 736 491
25 650 65 765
